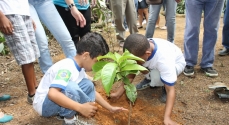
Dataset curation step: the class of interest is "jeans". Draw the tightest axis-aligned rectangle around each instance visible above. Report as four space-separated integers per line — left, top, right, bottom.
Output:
42 79 95 118
184 0 224 68
145 0 177 43
222 0 229 49
29 0 76 73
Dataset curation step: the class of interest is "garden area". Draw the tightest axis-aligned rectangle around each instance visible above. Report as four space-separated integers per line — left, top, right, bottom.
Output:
1 1 229 125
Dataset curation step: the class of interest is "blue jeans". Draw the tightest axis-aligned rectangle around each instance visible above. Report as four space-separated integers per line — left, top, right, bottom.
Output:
222 0 229 49
29 0 76 73
42 79 95 118
184 0 224 68
145 0 177 43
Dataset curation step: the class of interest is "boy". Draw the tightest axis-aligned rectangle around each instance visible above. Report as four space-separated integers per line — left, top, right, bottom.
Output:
110 34 185 125
0 0 40 104
33 32 127 125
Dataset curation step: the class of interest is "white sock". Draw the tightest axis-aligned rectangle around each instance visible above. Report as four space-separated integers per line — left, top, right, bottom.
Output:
64 116 76 124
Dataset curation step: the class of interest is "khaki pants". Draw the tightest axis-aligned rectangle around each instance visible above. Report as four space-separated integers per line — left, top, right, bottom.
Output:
110 0 138 42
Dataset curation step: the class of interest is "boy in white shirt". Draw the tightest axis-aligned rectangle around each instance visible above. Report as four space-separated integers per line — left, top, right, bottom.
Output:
110 34 185 125
33 32 127 125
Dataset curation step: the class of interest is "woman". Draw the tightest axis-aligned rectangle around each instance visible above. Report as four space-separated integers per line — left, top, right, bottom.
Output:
137 0 149 29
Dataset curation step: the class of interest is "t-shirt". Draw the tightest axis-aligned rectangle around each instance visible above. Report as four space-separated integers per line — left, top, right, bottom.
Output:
143 38 184 86
0 0 30 16
33 58 87 115
53 0 89 10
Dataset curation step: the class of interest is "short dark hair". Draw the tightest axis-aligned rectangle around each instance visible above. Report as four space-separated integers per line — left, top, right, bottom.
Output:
77 32 109 58
123 34 150 57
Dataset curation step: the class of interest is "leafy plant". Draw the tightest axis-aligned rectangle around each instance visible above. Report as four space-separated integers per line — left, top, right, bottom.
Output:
176 0 185 14
0 33 10 55
92 50 148 104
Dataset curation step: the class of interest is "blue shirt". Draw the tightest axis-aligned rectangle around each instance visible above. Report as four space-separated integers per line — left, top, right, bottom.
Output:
53 0 89 10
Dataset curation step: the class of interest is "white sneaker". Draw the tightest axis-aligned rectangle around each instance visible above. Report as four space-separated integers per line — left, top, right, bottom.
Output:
160 26 167 30
142 20 146 24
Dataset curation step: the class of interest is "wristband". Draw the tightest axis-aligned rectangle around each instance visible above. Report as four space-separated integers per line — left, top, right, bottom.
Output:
68 3 75 9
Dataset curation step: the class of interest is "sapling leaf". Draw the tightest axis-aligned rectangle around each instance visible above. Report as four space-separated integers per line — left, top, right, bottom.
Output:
121 64 148 72
120 70 139 77
101 62 118 96
114 52 121 62
92 61 108 72
123 77 137 103
97 52 117 62
119 51 145 63
93 69 102 81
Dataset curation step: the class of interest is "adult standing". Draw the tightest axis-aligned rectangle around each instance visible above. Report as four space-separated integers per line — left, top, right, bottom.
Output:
219 0 229 56
183 0 224 77
29 0 76 74
53 0 95 47
137 0 149 29
110 0 138 46
145 0 179 43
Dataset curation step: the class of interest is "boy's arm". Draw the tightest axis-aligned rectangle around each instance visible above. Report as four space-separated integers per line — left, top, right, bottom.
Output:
95 91 128 113
164 84 177 125
110 74 136 100
48 87 97 118
0 11 13 35
64 0 86 28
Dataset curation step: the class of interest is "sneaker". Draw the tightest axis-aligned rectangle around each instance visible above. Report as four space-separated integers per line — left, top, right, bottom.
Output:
160 86 167 103
27 95 34 105
56 114 64 120
201 67 218 77
155 25 159 28
136 78 151 90
218 48 229 56
0 94 11 101
183 65 194 76
62 116 91 125
160 26 167 30
0 113 13 123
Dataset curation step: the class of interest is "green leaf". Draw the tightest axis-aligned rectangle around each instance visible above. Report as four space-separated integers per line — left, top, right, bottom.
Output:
119 51 145 63
124 80 137 103
121 64 148 72
92 61 108 72
97 52 117 62
120 70 139 77
114 52 121 62
93 69 102 81
115 73 123 82
101 63 118 96
0 43 3 53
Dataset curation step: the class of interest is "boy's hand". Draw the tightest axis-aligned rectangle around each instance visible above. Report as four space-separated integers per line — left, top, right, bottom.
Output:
109 106 128 113
175 0 181 3
0 14 13 35
164 117 177 125
32 20 36 30
78 102 97 118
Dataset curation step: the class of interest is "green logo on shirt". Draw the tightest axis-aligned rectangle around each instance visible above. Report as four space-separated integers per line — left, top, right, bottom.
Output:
55 69 71 82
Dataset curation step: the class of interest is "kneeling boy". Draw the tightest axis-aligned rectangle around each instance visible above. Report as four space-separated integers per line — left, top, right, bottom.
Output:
33 32 127 125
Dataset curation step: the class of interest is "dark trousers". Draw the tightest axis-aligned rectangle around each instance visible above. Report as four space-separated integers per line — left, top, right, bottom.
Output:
55 5 91 47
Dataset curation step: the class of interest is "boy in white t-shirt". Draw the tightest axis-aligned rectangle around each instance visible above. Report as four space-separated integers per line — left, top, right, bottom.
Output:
33 32 127 125
110 34 185 125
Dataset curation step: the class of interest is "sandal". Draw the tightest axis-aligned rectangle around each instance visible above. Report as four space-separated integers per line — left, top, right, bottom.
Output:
138 26 143 29
0 94 11 101
0 112 13 123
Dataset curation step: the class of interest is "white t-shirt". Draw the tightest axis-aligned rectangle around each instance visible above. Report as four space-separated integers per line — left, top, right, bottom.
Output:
143 38 184 86
0 0 30 16
33 58 87 115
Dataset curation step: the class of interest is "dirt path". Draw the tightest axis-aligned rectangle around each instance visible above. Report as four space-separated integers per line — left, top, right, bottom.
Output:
1 16 229 125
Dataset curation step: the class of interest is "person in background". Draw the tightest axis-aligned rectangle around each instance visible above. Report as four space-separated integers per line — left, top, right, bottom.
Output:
29 0 76 74
145 0 179 43
137 0 149 29
183 0 224 77
219 0 229 56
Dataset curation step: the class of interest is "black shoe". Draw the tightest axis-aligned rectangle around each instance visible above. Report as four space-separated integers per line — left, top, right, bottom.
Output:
201 67 218 77
160 86 167 103
183 65 194 76
218 48 229 56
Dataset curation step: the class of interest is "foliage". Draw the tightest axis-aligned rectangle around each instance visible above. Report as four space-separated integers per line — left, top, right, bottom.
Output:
0 33 10 55
91 0 117 52
92 50 148 104
176 0 185 14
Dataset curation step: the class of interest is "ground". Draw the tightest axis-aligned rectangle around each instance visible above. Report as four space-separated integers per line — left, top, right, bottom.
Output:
1 16 229 125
